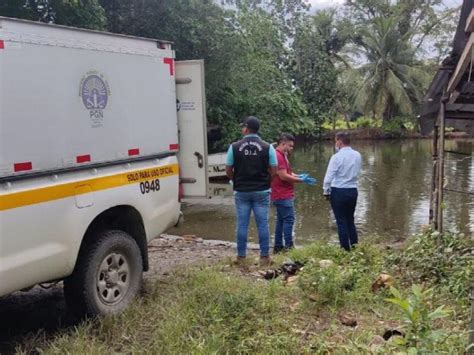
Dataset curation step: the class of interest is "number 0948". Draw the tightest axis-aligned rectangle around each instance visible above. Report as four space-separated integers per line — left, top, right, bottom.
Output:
140 179 161 194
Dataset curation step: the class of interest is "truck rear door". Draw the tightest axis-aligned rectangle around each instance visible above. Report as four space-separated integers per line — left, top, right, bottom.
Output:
175 60 209 198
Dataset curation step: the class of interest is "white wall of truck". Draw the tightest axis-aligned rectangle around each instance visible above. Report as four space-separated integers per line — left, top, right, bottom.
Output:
0 17 208 315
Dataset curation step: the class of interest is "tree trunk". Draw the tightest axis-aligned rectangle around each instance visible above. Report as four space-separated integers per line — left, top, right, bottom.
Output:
383 96 395 123
344 112 351 129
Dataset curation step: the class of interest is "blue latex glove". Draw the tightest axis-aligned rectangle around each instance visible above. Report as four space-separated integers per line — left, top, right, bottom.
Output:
297 173 309 180
302 176 317 186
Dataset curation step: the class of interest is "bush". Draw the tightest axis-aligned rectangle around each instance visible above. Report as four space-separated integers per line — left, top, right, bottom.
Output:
293 242 385 306
355 116 381 128
321 118 351 131
385 285 451 353
298 263 348 305
388 229 473 299
382 116 416 137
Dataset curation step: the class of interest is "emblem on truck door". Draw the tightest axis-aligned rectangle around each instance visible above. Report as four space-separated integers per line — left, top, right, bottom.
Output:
79 71 111 128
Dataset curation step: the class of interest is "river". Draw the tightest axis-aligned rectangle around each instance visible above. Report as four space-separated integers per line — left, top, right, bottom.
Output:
171 139 473 245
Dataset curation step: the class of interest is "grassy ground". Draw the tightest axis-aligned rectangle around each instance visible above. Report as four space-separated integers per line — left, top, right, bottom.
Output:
17 230 472 354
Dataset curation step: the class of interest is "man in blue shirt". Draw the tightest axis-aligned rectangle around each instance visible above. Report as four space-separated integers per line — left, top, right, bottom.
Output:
226 116 277 265
323 132 362 251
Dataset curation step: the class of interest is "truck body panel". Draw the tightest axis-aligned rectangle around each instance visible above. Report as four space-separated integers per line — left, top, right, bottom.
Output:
0 17 178 178
0 18 200 299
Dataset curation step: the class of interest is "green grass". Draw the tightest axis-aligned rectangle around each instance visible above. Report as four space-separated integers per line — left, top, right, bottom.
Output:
17 233 472 354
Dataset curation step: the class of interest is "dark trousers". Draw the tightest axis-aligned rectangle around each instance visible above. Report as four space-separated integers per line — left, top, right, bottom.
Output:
330 187 358 251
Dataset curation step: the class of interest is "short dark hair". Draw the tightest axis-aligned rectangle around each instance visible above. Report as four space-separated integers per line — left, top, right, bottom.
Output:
278 133 295 145
335 131 351 145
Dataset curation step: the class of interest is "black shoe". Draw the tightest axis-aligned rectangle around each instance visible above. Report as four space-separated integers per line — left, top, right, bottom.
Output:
273 246 285 254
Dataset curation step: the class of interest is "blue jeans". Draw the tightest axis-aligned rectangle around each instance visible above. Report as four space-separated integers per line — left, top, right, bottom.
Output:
234 191 270 257
330 187 358 251
273 198 295 249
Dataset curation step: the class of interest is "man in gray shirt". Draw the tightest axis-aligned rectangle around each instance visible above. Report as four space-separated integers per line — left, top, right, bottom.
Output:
323 132 362 251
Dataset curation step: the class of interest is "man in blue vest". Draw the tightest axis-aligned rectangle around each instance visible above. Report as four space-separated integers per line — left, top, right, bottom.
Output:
226 116 277 265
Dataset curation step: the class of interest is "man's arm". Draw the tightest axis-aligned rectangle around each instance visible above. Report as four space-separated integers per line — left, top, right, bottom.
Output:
268 145 278 177
323 155 339 193
277 169 302 183
226 166 233 180
269 166 277 177
225 145 234 180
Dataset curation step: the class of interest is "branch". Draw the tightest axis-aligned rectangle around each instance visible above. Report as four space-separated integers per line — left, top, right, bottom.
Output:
413 8 459 50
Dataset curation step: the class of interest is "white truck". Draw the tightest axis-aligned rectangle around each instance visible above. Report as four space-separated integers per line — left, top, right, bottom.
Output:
0 17 209 316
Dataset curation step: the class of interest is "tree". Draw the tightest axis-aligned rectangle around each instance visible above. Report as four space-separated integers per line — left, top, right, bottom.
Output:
352 16 430 121
99 1 310 146
2 0 456 137
216 7 311 143
0 0 106 30
223 0 309 38
343 0 459 122
291 10 351 132
429 6 461 63
345 0 459 58
0 0 37 20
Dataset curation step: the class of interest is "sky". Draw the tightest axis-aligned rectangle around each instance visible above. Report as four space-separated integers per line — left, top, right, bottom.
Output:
306 0 462 11
305 0 344 10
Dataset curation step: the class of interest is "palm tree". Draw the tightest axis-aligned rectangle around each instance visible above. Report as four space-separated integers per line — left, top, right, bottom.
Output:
352 16 429 122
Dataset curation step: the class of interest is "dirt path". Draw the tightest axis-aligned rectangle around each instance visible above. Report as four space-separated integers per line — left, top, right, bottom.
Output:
0 235 254 354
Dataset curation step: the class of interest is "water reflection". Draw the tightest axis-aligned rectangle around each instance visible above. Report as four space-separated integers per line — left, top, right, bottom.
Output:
171 139 473 244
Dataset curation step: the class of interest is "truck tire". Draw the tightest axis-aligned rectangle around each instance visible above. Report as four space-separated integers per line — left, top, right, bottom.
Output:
64 230 143 317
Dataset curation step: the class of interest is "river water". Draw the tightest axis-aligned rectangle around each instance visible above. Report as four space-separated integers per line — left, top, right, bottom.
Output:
171 139 473 245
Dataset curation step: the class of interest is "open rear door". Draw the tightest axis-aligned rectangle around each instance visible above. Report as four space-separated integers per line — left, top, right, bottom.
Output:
175 60 209 198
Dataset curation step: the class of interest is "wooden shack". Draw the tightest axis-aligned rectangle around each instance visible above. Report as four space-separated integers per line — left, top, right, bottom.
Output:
420 0 474 232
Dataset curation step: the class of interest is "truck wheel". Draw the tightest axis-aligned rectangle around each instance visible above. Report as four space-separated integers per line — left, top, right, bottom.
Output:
64 230 143 317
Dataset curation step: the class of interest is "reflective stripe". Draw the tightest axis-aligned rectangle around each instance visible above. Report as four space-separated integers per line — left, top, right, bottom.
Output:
0 164 179 211
76 155 91 163
14 162 32 172
163 58 174 75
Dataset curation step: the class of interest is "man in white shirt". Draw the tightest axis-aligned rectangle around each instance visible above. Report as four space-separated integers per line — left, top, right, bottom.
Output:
323 132 362 251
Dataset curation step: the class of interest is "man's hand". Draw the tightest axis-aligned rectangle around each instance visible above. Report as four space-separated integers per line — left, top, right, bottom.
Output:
296 173 309 180
323 193 330 201
300 175 317 185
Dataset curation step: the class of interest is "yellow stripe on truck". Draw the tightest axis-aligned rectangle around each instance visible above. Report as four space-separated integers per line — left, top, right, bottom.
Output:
0 164 179 211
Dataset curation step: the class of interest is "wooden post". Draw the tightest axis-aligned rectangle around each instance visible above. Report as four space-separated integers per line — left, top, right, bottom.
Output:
470 287 474 350
430 124 439 228
436 99 446 232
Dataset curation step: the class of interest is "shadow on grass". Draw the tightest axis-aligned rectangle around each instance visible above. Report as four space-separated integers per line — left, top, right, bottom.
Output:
0 284 77 354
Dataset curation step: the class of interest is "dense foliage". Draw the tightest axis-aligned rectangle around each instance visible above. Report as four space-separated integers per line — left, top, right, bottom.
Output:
0 0 460 147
